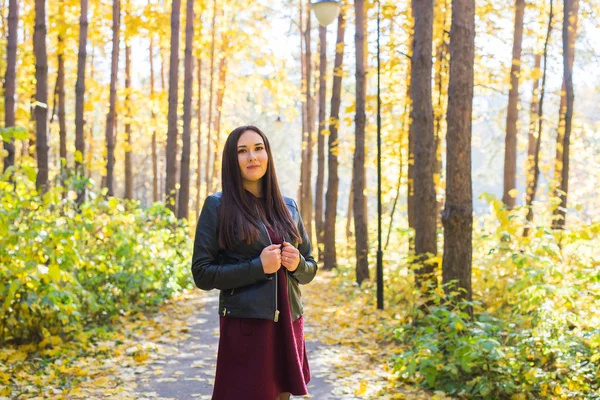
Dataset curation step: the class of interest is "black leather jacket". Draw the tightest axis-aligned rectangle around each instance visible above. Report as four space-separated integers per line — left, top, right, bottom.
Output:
191 192 318 322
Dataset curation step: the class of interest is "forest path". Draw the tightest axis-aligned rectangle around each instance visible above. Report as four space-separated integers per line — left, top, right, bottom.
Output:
134 291 345 399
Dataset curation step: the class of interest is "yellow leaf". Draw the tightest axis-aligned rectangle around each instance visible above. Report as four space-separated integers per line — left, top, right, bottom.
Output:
354 380 368 396
93 376 111 387
7 350 27 363
554 384 562 395
133 352 149 363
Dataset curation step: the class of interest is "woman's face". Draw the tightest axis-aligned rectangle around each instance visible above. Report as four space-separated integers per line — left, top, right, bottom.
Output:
237 130 268 184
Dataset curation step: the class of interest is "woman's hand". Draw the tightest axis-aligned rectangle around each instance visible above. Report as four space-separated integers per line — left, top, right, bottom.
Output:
281 241 300 272
260 244 282 274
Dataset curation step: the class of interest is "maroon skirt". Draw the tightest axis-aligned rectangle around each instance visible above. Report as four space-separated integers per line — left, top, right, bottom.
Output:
211 255 310 399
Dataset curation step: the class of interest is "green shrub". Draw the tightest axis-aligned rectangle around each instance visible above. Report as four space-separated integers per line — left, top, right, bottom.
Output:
390 209 600 400
0 163 194 344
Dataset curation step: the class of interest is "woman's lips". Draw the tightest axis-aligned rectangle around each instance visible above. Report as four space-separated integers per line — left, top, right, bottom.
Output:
248 165 260 169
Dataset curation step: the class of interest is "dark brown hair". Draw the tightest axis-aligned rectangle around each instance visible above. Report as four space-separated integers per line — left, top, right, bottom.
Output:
217 125 301 250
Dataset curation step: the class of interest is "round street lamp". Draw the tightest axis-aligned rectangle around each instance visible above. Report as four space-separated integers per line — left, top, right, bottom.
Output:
309 0 341 27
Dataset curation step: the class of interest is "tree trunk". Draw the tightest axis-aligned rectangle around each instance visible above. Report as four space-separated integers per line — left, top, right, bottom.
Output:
299 0 314 242
552 0 579 229
324 8 346 271
85 49 95 184
346 169 353 243
298 0 306 210
195 1 204 217
104 0 120 197
204 0 217 199
196 57 203 217
315 24 327 264
406 4 415 253
158 40 166 201
524 0 553 237
34 0 49 193
353 0 369 285
149 35 158 203
502 0 525 209
441 0 475 305
433 1 449 221
177 0 194 219
209 48 228 194
124 44 133 200
165 0 181 211
57 0 67 177
3 0 18 175
411 0 437 289
75 0 88 204
525 54 541 217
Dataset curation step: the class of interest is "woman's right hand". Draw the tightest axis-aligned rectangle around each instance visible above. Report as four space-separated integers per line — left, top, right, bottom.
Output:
260 244 282 274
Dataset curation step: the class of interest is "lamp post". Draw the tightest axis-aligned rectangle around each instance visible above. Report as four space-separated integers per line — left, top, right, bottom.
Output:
311 0 383 310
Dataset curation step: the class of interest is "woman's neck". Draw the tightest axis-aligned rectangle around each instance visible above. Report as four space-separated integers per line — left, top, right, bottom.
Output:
243 180 263 198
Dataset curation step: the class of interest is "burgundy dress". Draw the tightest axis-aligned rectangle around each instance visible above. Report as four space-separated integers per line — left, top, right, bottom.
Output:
211 225 311 400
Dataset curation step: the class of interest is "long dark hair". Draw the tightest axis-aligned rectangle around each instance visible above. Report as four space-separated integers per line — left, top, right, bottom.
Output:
217 125 301 250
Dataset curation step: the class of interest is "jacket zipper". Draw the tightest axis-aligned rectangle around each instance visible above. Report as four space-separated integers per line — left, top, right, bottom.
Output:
261 221 279 322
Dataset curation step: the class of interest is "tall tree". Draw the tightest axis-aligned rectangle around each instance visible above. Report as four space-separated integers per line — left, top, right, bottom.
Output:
406 4 415 252
433 1 450 219
315 23 327 264
204 0 217 199
324 7 347 271
346 171 353 242
75 0 89 204
299 0 314 241
124 43 133 199
441 0 475 303
34 0 49 192
209 43 229 194
525 54 541 216
2 0 18 175
524 0 553 237
353 0 369 285
150 36 158 203
195 57 203 216
502 0 525 209
165 0 181 211
411 0 437 289
104 0 120 197
85 49 96 184
552 0 579 229
177 0 194 219
53 0 67 180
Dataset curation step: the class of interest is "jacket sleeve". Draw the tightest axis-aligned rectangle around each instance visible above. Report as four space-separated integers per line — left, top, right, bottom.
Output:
289 199 318 285
191 195 267 291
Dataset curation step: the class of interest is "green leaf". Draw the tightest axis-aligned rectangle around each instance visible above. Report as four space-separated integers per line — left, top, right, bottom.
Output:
49 263 60 282
2 280 21 311
22 165 37 182
0 126 28 141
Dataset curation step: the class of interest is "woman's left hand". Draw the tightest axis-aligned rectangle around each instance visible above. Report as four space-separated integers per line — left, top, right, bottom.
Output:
281 241 300 272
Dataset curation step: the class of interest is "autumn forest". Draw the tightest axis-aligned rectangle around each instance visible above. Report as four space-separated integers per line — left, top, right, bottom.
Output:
1 0 599 398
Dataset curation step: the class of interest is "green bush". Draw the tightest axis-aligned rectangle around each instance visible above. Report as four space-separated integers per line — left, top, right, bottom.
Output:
390 193 600 399
0 163 194 344
392 287 600 398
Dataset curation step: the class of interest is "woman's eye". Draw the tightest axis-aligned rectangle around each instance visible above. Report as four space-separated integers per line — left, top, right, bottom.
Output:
238 149 246 153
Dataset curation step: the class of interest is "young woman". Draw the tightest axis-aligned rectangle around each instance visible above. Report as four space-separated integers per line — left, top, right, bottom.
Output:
191 125 317 400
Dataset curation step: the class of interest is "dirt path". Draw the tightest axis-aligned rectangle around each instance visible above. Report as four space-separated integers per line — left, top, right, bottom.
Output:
134 291 349 400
